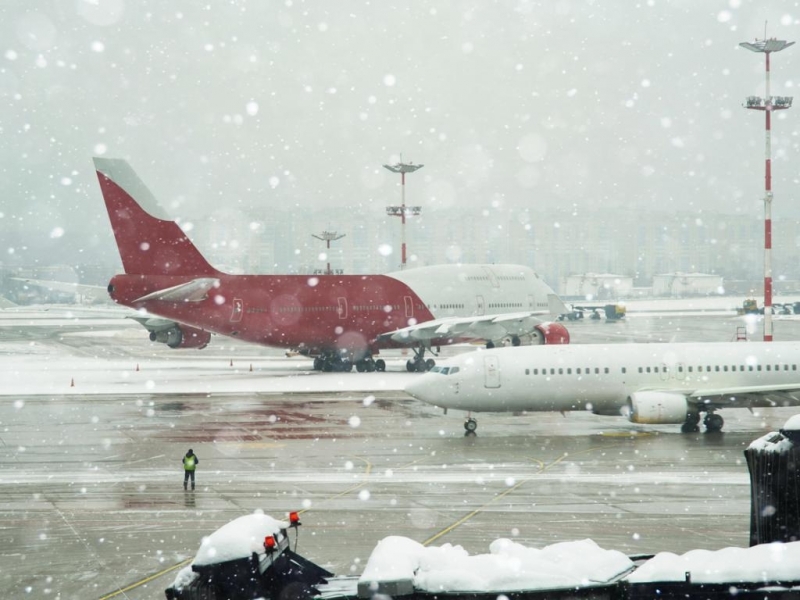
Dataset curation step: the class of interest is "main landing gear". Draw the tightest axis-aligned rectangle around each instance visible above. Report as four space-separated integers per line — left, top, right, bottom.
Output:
312 354 385 373
406 346 436 372
681 410 724 433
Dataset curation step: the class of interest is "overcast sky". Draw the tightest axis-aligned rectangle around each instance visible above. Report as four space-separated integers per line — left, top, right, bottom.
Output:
1 1 799 270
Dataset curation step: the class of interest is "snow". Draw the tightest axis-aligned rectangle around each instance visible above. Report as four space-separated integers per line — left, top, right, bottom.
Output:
783 414 800 432
193 511 288 566
359 536 634 592
748 431 794 454
626 542 800 584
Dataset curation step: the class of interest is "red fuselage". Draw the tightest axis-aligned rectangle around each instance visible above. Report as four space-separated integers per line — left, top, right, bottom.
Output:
109 272 435 356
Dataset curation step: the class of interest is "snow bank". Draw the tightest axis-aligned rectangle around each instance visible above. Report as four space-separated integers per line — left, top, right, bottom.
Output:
359 536 634 593
627 542 800 584
193 511 288 567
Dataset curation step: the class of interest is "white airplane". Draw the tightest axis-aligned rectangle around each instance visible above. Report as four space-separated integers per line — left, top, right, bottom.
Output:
404 341 800 434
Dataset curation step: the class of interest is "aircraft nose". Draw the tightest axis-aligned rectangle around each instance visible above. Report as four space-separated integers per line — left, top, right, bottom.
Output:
405 374 437 403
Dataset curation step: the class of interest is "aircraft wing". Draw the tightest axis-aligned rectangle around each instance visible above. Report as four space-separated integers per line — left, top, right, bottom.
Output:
133 278 219 303
685 383 800 410
377 311 548 345
11 277 107 303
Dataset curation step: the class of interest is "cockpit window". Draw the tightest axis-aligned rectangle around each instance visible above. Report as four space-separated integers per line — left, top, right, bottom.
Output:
431 366 459 375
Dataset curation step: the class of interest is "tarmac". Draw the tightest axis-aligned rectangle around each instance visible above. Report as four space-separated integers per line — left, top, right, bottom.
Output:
2 305 800 599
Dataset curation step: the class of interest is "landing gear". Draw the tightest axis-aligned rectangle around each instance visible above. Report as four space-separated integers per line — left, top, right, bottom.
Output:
406 346 436 372
681 411 700 433
511 335 521 347
313 351 386 373
355 357 385 372
486 340 495 349
704 412 724 433
680 410 724 433
464 417 478 435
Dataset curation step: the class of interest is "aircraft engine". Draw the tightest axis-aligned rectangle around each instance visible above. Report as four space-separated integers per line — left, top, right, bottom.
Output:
530 322 570 345
151 325 211 349
627 391 691 424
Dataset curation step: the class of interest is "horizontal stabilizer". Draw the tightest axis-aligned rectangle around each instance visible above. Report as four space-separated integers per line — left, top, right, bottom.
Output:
133 278 219 303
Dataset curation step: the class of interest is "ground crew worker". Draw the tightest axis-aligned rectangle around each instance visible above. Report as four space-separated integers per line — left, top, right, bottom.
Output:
182 449 198 490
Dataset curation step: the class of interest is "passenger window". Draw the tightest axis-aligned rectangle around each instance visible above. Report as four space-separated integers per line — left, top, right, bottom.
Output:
441 367 450 375
646 367 651 373
567 368 572 375
450 367 459 375
621 367 626 374
638 367 643 373
525 369 530 375
604 368 609 374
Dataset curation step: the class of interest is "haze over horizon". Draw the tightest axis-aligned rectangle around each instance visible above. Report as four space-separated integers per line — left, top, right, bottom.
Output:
1 1 799 275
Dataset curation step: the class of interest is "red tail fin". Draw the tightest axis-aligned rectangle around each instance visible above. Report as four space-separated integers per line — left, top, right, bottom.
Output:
94 158 221 276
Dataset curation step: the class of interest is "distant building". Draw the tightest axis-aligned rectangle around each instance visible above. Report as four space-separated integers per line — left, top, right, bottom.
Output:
560 273 634 300
652 272 723 297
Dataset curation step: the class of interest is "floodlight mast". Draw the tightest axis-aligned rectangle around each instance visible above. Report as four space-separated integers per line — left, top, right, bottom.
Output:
384 160 424 270
311 231 345 275
740 37 794 342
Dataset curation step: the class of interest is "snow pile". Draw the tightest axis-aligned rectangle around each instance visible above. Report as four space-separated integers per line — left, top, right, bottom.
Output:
748 431 794 454
193 511 288 566
359 536 634 592
171 511 289 591
627 542 800 584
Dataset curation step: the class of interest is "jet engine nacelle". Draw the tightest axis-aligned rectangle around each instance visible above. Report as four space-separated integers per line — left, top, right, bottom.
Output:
531 322 570 345
150 325 211 349
627 391 691 424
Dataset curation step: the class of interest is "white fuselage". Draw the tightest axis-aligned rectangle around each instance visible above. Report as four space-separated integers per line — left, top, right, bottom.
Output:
387 264 556 319
405 341 800 415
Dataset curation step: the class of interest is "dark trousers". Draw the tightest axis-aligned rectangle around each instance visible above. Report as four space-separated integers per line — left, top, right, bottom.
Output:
184 470 195 489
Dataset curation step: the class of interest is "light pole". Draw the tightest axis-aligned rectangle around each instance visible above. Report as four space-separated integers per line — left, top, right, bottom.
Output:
312 231 345 275
384 161 424 270
740 37 794 342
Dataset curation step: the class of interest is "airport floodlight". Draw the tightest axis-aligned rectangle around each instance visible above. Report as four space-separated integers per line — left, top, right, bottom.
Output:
311 230 345 275
740 36 794 342
740 39 795 54
383 159 424 270
383 162 424 174
385 206 422 217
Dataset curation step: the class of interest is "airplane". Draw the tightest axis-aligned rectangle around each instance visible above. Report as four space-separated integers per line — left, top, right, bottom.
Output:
93 157 571 372
404 341 800 433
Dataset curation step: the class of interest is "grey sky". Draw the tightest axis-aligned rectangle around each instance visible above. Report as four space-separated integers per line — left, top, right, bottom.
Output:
1 1 798 272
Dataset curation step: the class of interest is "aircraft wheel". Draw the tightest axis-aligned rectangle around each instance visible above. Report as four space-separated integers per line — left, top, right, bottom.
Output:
149 331 157 341
365 359 376 372
355 361 366 372
424 358 436 371
313 357 323 371
464 418 478 433
681 411 700 433
322 360 333 372
486 340 495 349
511 335 521 347
341 360 353 372
705 413 724 433
406 360 417 372
375 359 386 372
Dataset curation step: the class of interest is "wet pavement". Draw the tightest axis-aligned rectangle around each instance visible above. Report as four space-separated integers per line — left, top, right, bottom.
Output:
2 307 800 599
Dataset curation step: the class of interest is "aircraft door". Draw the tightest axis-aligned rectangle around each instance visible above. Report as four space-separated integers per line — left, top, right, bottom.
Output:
484 355 501 389
337 297 348 319
404 296 414 318
476 295 485 316
230 298 243 323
